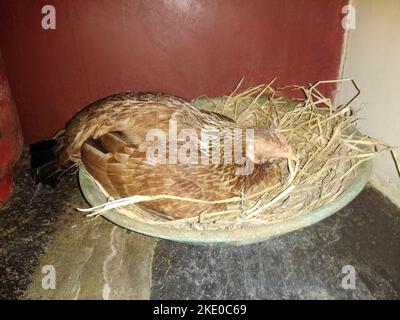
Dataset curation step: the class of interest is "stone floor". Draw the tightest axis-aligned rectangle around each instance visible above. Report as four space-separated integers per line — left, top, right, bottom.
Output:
0 152 399 299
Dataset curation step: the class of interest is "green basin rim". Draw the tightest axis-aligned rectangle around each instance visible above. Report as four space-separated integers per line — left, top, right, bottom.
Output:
79 159 371 246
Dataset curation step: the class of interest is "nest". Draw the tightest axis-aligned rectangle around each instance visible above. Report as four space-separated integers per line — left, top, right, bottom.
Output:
79 79 399 230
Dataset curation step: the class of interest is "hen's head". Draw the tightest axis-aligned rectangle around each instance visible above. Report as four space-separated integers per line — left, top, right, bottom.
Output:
250 127 296 164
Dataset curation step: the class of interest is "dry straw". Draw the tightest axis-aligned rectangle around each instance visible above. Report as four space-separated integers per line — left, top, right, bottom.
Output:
78 79 399 230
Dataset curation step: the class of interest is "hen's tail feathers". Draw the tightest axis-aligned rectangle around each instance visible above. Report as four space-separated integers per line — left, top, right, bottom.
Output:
29 139 65 187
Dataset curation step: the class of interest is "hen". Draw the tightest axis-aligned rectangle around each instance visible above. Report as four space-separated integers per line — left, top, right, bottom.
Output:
31 92 295 219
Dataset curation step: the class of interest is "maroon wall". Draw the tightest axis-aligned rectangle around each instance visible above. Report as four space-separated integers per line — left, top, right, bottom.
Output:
0 0 346 144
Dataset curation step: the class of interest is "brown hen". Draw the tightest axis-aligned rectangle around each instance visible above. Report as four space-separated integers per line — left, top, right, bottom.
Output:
32 92 295 219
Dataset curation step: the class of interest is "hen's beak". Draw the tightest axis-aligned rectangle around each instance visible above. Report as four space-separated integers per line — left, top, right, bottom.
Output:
285 151 297 162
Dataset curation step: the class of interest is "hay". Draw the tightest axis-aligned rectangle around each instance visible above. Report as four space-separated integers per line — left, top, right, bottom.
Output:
78 79 399 230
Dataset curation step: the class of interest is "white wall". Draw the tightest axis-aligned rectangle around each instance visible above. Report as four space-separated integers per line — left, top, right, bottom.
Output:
336 0 400 206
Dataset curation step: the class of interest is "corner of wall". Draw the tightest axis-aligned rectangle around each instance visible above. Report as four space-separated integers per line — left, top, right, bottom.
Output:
334 0 400 208
369 172 400 208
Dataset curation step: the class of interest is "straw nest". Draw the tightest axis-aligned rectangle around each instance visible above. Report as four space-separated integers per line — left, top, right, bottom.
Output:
79 79 399 230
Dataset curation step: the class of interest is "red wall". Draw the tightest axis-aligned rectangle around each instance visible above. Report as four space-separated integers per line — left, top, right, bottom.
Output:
0 0 346 144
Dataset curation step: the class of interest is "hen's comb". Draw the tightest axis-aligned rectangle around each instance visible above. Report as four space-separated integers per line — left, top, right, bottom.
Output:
275 132 289 146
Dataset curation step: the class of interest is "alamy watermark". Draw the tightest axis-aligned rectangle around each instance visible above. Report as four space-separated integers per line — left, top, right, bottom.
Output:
341 265 356 290
144 119 255 175
41 5 56 30
342 4 356 30
41 264 56 290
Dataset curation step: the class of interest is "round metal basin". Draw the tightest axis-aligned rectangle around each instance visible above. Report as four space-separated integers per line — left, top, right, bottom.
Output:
78 155 371 246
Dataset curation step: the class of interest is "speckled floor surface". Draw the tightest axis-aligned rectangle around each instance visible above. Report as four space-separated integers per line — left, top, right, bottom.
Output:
0 151 399 299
